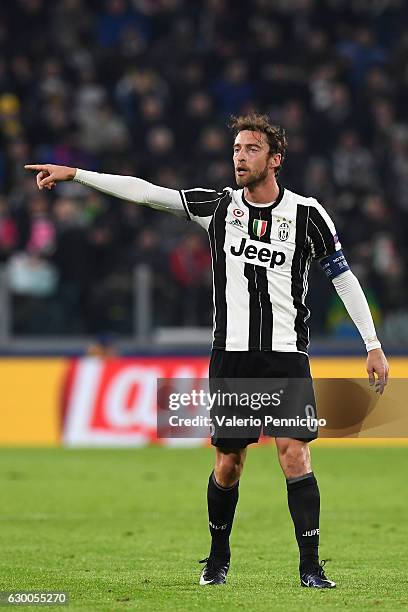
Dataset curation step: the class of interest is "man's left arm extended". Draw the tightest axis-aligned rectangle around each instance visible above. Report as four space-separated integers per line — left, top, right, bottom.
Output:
307 199 389 393
329 267 389 393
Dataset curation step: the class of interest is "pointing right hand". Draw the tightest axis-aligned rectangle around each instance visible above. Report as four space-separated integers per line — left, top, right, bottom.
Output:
24 164 77 190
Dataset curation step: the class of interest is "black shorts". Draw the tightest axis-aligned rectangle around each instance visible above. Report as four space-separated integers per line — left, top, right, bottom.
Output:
209 349 317 448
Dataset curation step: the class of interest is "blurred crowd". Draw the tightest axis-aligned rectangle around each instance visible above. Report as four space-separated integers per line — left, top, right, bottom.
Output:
0 0 407 344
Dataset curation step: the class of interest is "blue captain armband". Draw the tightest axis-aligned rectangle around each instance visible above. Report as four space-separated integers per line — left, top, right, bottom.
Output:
319 250 350 279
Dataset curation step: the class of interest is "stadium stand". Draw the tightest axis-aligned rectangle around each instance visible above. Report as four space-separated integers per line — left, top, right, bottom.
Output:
0 0 407 345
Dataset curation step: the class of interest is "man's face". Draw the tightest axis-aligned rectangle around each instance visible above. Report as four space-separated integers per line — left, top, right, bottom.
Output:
233 130 276 188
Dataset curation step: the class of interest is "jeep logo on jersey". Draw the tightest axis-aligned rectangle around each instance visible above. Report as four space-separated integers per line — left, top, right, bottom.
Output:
253 219 268 238
230 238 286 268
278 221 290 241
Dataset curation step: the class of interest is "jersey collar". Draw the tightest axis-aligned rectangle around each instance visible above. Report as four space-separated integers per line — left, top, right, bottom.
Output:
241 184 285 210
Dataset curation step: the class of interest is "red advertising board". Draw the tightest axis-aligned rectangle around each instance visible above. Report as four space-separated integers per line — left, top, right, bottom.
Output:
62 357 209 446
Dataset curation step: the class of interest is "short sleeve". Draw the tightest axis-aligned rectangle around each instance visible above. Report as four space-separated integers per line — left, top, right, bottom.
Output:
307 199 342 260
179 188 231 229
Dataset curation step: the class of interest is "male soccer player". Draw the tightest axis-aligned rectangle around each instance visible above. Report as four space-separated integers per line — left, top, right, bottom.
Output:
25 113 389 589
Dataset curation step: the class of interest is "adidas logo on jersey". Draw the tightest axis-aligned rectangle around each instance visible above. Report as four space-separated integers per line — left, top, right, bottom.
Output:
230 237 286 268
229 218 244 228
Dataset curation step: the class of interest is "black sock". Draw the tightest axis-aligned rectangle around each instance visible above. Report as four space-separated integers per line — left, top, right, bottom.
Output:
207 471 239 562
286 472 320 572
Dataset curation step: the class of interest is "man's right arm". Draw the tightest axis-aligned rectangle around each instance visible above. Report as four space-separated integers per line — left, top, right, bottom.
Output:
24 164 186 216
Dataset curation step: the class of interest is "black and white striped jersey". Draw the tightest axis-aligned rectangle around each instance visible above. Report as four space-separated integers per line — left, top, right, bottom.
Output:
179 185 343 353
72 169 376 352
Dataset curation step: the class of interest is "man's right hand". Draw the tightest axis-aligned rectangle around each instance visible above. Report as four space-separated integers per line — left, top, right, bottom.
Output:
24 164 77 190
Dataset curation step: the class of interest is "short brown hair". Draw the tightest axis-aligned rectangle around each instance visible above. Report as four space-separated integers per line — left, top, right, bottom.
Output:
229 113 287 176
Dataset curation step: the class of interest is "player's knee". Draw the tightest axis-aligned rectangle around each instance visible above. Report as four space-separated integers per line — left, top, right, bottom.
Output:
278 441 310 477
215 450 244 487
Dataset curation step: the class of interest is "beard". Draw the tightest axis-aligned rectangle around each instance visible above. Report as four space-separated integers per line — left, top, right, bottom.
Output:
235 161 270 188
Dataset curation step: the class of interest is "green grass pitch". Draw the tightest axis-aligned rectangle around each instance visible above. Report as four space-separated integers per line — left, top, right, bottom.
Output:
0 445 407 611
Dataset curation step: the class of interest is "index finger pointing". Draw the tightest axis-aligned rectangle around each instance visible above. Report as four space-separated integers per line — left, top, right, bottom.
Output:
24 164 47 171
